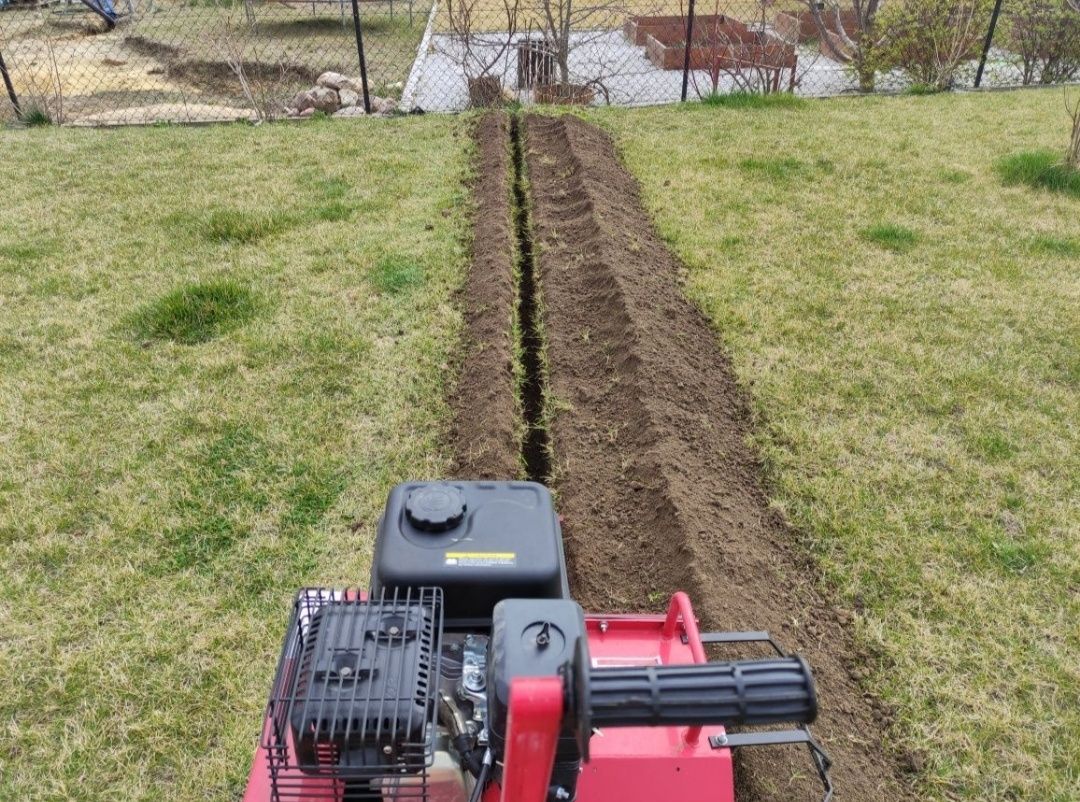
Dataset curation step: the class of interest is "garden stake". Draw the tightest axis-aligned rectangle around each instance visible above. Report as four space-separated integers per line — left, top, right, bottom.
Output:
350 0 372 113
0 48 20 118
681 0 696 102
974 0 1004 89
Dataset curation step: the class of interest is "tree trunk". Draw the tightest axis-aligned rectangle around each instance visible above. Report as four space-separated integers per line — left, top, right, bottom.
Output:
1068 102 1080 170
856 58 875 91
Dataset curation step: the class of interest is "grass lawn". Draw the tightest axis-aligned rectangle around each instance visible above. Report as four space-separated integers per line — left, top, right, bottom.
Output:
0 116 468 800
595 89 1079 801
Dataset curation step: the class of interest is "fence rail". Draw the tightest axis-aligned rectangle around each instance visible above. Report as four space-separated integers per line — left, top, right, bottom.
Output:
0 0 1078 124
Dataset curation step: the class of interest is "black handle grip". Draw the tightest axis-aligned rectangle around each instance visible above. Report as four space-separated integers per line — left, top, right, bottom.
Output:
587 657 817 728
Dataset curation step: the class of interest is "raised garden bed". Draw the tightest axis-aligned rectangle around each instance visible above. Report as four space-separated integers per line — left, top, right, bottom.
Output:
774 8 860 61
630 14 797 92
534 82 595 105
624 14 729 46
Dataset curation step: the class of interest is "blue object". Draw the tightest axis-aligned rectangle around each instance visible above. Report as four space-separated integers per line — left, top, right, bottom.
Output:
95 0 118 20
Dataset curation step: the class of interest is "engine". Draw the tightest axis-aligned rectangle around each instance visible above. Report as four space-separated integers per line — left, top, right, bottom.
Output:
249 481 829 802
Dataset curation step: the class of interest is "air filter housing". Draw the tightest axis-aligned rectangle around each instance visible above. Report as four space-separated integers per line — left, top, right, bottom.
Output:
263 588 442 800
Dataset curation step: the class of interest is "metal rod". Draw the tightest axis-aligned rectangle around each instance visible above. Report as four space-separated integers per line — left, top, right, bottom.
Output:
0 48 21 118
349 0 372 113
974 0 1004 88
681 0 696 102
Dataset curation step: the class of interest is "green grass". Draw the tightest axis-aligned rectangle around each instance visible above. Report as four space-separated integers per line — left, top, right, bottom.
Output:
596 91 1080 802
197 208 292 243
861 222 919 252
701 90 806 110
0 115 469 800
128 280 258 344
19 105 53 126
1029 234 1080 257
996 149 1080 198
370 254 426 294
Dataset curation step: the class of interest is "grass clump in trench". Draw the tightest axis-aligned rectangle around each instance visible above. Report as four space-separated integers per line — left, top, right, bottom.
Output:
129 280 257 344
996 150 1080 198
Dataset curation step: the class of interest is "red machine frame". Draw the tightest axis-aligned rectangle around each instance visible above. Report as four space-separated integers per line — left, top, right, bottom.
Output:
490 592 734 802
243 592 831 802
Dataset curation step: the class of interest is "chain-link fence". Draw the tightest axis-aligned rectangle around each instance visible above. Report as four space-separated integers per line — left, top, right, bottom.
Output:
0 0 1078 124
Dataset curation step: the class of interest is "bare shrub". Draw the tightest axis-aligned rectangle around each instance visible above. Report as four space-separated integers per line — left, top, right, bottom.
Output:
213 13 304 121
1068 90 1080 170
9 26 65 124
871 0 993 91
526 0 627 92
804 0 883 91
441 0 520 106
688 0 802 97
1006 0 1080 85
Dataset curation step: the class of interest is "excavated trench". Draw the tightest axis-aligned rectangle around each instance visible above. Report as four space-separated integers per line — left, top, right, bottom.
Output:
510 114 551 483
452 112 916 802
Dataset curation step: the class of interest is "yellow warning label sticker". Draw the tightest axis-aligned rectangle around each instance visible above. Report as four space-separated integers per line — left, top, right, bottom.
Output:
444 551 517 567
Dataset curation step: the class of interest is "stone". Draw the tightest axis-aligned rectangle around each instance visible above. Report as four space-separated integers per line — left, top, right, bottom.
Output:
298 107 316 118
333 106 368 118
370 95 398 114
339 88 360 108
309 86 341 113
339 77 366 95
316 71 351 90
290 89 318 112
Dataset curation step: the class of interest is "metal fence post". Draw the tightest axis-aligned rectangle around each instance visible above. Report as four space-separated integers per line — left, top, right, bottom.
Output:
974 0 1004 88
349 0 373 113
0 48 21 118
680 0 696 102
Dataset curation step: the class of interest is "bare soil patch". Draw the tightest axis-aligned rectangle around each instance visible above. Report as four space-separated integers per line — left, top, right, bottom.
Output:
448 112 520 479
123 35 319 95
522 113 915 802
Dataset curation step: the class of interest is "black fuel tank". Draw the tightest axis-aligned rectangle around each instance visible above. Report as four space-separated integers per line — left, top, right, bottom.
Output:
370 481 569 625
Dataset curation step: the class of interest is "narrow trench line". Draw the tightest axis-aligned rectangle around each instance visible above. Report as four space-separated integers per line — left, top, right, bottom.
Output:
509 114 551 484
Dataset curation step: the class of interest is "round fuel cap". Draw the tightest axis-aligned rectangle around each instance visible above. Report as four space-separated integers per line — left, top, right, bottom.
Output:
405 484 467 532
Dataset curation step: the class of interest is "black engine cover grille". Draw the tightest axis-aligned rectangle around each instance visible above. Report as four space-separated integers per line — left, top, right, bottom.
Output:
264 587 442 799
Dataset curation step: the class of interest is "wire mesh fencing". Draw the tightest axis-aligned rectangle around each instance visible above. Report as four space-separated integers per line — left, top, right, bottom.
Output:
0 0 1078 124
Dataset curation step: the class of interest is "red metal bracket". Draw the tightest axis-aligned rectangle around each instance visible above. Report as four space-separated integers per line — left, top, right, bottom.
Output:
662 592 705 743
662 591 707 663
498 676 564 802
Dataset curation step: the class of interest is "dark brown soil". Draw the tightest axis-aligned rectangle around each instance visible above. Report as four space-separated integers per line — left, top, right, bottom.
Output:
448 113 521 479
123 36 319 96
522 113 916 802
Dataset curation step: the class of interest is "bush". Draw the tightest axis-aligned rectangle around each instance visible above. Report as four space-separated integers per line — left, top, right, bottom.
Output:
1005 0 1080 85
871 0 993 91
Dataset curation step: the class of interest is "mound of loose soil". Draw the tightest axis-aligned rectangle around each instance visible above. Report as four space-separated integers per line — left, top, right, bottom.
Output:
123 36 320 96
522 113 914 802
448 113 521 479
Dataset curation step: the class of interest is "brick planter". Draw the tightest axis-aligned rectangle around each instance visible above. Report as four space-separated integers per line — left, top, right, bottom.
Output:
534 83 595 105
632 14 798 91
773 9 860 60
623 14 732 46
